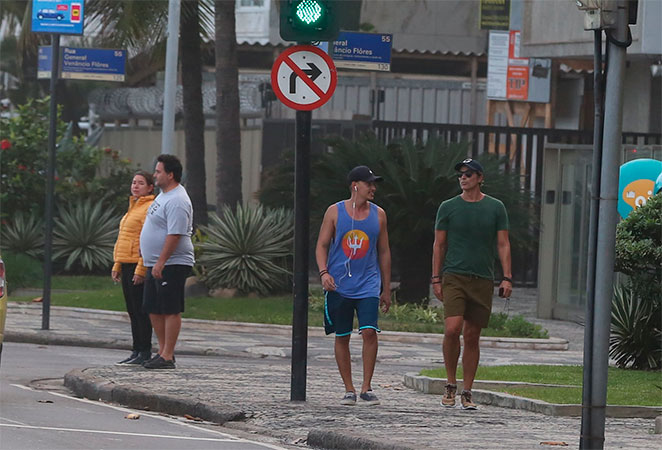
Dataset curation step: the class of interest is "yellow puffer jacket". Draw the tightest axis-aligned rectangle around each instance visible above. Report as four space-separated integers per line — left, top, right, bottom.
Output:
112 195 155 277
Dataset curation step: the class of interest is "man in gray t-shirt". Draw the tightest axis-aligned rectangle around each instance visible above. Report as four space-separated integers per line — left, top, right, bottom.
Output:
140 154 194 370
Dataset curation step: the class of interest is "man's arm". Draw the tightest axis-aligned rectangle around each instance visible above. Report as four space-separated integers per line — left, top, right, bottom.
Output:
431 230 448 301
151 234 182 279
496 229 512 298
377 208 391 313
315 205 337 292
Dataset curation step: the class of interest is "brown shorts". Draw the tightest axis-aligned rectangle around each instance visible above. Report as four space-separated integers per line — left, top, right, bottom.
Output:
442 273 494 328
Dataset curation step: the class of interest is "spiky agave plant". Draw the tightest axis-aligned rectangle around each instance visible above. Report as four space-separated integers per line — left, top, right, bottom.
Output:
1 211 44 258
53 199 120 272
197 204 294 295
609 283 662 370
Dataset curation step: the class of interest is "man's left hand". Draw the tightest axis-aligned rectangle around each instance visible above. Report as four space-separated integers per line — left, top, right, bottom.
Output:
498 279 513 298
380 291 391 313
152 261 165 279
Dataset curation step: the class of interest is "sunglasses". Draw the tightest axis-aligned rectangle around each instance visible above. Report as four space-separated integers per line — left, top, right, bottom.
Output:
456 170 475 178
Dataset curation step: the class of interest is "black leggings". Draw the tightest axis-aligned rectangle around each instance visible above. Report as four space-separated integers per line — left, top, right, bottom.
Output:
120 264 153 352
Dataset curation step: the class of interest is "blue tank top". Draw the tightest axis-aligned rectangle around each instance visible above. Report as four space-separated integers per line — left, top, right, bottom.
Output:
327 201 381 298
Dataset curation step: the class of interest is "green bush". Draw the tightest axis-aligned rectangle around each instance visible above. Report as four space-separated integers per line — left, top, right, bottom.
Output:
53 199 120 272
612 193 662 370
0 98 135 220
1 251 43 294
385 302 442 324
1 211 44 258
488 313 549 339
196 204 294 295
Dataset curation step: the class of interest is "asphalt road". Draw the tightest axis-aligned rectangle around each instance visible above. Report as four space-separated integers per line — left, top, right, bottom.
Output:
0 342 296 450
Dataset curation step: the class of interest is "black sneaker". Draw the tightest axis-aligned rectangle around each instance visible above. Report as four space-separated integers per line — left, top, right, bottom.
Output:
359 390 380 406
141 353 175 366
125 351 151 365
116 351 139 366
143 356 175 370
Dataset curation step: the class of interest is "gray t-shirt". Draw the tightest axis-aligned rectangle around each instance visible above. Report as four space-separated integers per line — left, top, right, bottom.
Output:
140 184 195 267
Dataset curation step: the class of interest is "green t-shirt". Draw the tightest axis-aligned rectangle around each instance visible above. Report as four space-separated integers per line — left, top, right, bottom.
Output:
435 194 509 280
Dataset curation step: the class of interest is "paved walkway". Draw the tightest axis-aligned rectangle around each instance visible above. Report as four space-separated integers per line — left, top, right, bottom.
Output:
5 289 660 449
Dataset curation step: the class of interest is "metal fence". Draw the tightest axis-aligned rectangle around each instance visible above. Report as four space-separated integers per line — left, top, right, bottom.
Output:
373 121 661 286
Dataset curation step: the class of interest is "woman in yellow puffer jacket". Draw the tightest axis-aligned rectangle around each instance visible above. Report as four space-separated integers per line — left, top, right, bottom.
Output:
111 171 155 365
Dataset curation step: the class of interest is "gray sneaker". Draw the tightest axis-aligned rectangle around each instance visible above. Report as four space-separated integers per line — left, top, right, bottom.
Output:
359 390 380 405
340 391 357 406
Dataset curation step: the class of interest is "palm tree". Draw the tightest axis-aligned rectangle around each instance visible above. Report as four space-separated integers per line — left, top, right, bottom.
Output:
86 0 214 227
0 0 49 103
181 0 210 227
214 0 242 212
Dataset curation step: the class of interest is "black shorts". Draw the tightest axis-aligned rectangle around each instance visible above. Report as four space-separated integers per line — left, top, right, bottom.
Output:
143 265 192 315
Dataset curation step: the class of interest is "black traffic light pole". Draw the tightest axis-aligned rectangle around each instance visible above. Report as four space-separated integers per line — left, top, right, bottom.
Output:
291 109 312 401
282 0 340 402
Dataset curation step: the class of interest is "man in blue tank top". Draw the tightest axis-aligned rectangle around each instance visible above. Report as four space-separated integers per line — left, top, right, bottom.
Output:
315 165 392 406
432 158 512 410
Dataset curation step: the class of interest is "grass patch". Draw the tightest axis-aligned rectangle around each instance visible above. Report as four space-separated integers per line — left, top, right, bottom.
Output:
420 365 662 406
183 296 294 324
10 276 548 339
20 275 116 291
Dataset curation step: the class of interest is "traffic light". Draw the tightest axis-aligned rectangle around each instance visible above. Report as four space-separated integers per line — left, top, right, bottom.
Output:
279 0 340 43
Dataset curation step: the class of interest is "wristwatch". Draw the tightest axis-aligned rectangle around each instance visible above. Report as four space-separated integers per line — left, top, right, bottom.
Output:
502 276 513 283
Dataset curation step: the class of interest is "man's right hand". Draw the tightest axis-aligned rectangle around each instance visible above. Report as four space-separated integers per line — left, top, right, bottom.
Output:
111 270 120 283
433 282 443 301
321 273 336 291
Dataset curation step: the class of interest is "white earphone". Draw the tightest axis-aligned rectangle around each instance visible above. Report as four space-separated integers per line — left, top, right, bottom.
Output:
354 185 357 191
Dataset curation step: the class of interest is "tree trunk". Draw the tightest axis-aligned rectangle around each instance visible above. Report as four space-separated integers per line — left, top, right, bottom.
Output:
214 0 242 212
395 234 434 305
181 0 208 227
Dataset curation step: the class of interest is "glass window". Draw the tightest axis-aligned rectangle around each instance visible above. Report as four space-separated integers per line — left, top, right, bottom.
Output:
239 0 264 6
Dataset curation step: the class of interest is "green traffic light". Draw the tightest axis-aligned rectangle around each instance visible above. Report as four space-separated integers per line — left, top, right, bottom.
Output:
279 0 339 42
295 0 323 25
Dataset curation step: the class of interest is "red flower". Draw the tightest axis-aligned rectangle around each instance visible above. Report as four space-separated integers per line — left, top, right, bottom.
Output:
54 176 59 181
104 147 112 154
0 139 11 150
17 164 27 171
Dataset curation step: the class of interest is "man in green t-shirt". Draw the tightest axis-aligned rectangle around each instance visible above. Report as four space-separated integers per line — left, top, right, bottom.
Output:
431 158 512 410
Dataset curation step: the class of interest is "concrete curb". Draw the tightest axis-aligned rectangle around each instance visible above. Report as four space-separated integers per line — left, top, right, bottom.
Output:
63 368 414 450
307 429 416 450
404 373 662 418
7 303 569 350
63 368 245 424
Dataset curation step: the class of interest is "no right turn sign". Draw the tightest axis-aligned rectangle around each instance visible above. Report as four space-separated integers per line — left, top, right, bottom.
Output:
271 45 337 111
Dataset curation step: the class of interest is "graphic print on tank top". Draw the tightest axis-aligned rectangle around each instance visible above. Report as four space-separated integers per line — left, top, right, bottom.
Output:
342 229 369 260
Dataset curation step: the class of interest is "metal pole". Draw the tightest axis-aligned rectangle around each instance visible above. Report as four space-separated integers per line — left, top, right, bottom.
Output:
42 34 60 330
161 0 181 155
585 3 628 448
291 109 311 401
580 28 604 449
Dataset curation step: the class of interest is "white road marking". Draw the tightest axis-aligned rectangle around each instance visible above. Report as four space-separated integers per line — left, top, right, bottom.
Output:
6 383 288 450
0 423 242 442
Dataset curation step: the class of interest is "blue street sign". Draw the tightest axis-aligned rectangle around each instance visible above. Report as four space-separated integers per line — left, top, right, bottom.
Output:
330 31 392 71
31 0 85 35
38 46 126 82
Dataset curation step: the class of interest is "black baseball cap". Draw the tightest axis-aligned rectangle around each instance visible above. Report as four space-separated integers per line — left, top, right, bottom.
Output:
347 165 384 184
454 158 484 173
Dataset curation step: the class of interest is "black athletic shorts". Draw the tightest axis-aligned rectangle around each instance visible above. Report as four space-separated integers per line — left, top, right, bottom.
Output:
143 265 192 315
